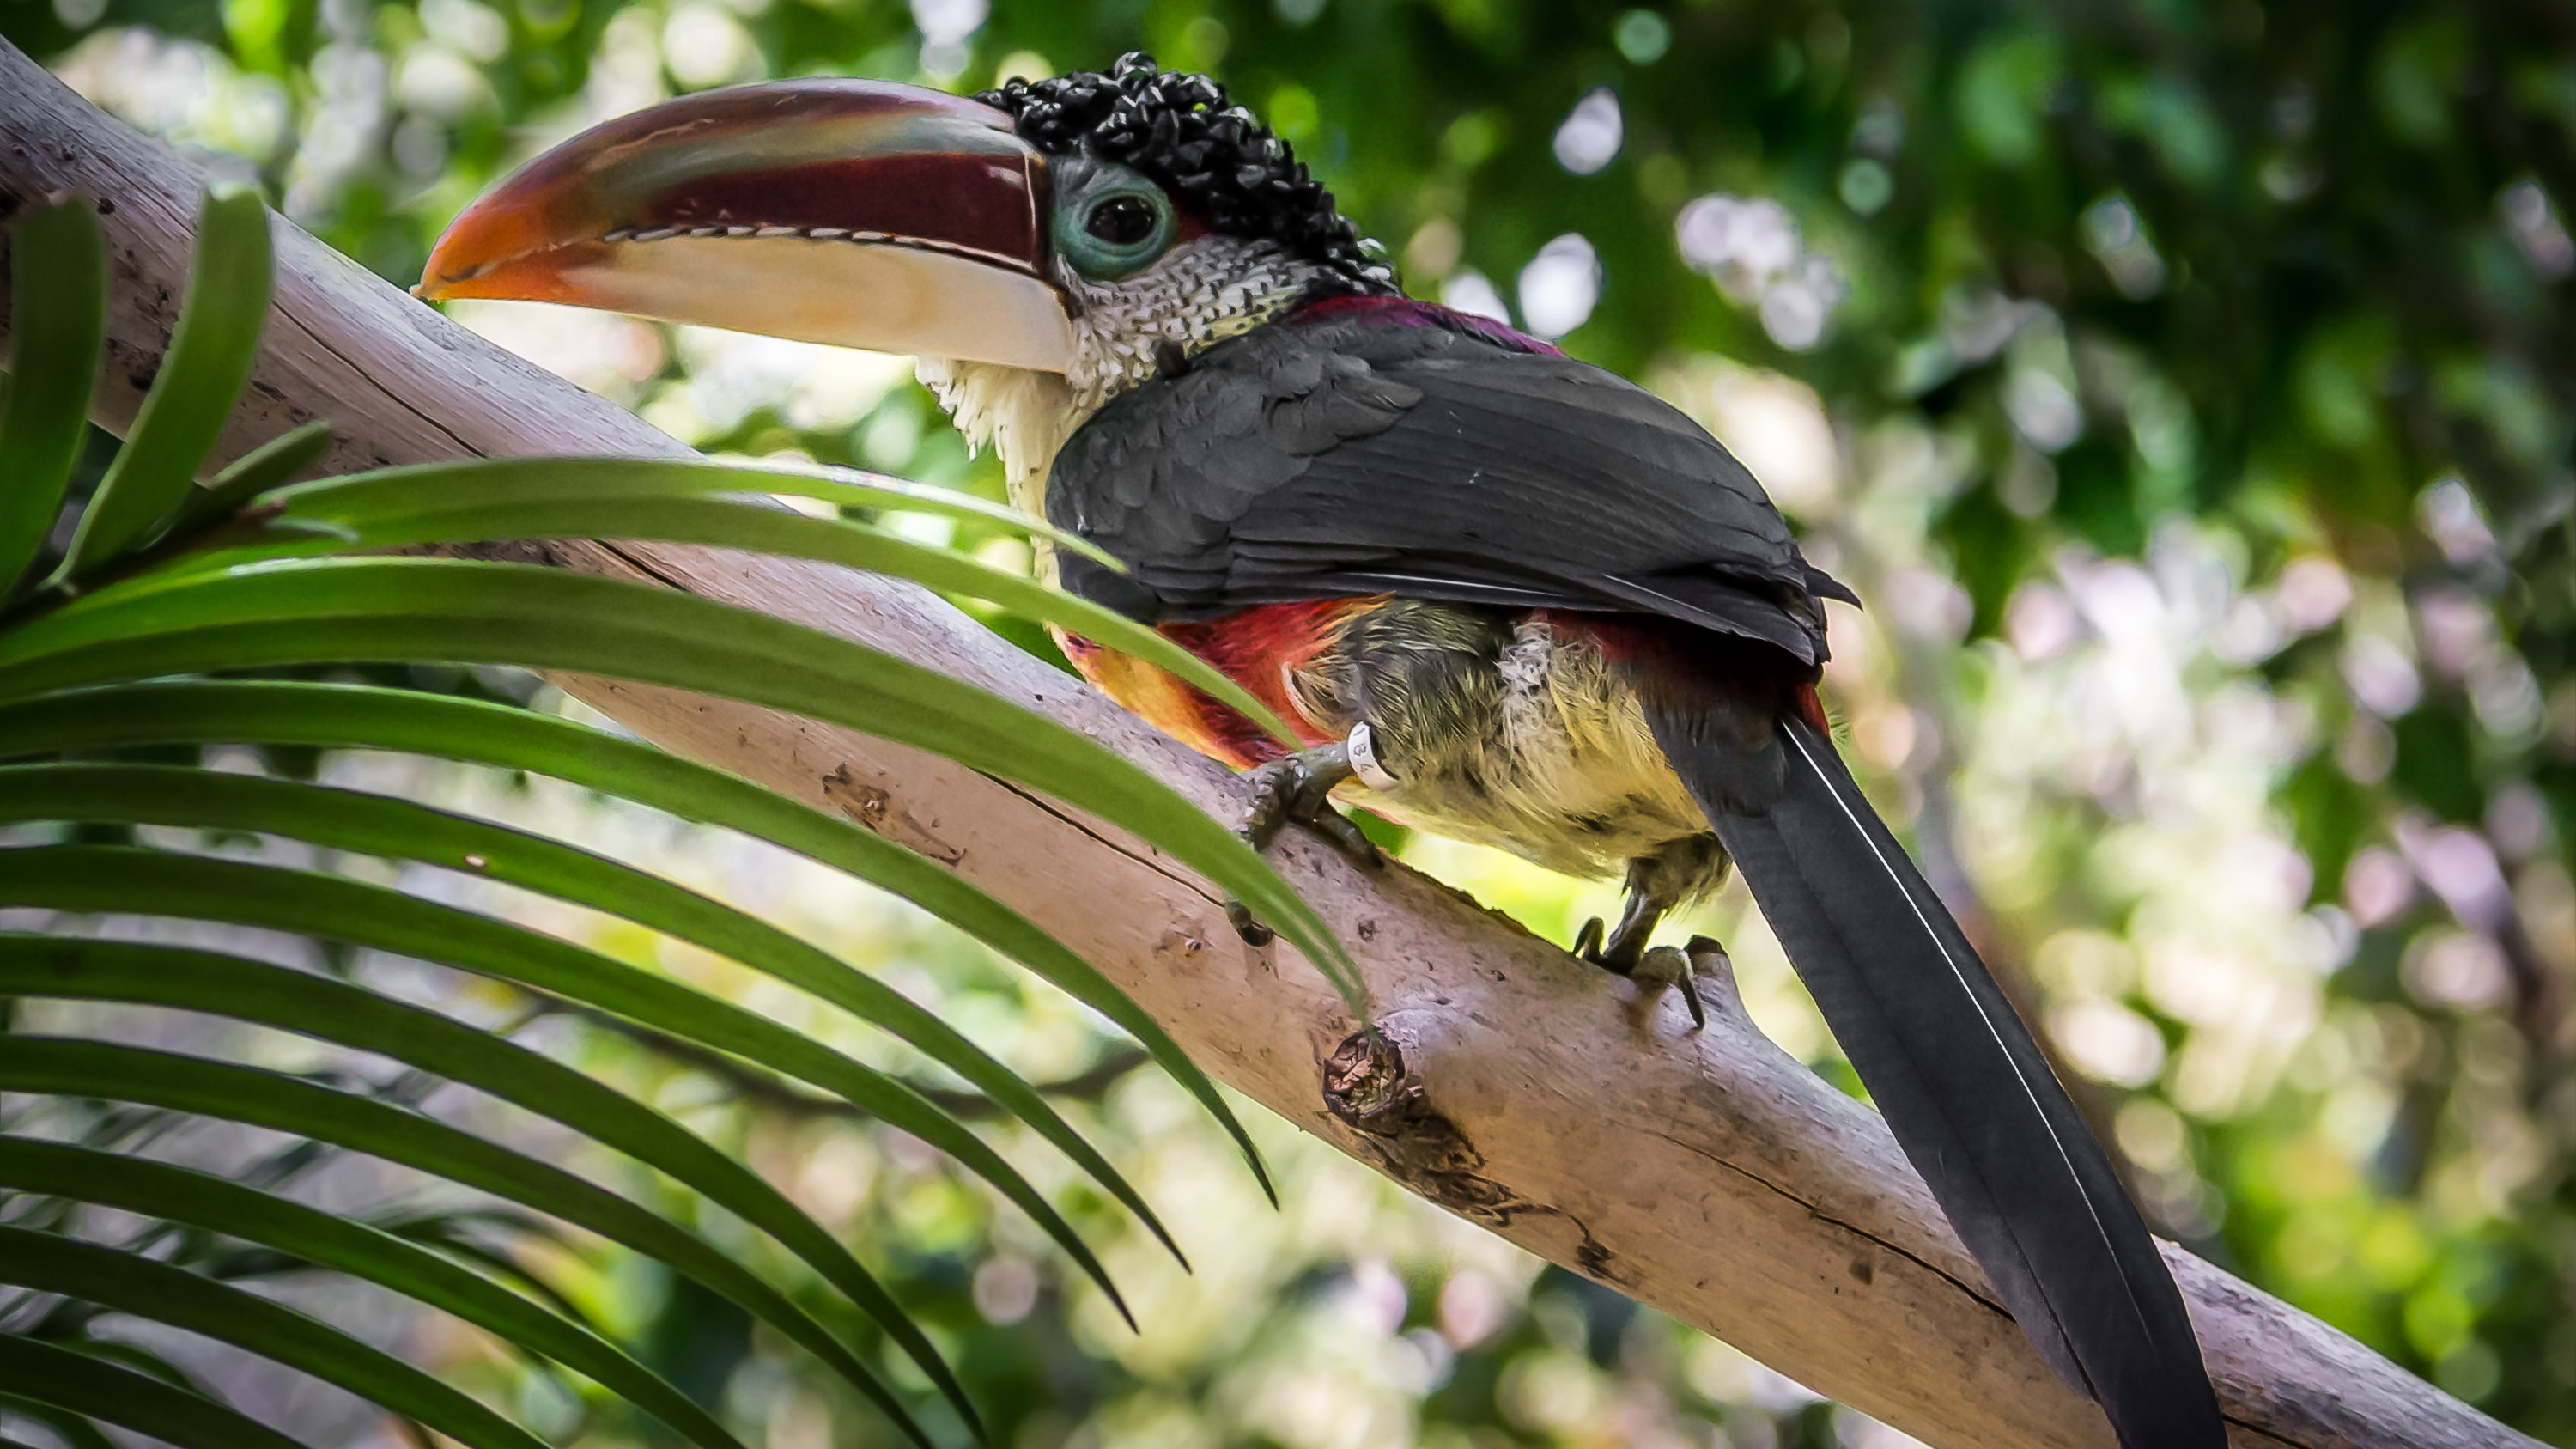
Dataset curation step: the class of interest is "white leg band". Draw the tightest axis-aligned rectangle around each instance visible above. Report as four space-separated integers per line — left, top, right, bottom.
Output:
1346 721 1400 793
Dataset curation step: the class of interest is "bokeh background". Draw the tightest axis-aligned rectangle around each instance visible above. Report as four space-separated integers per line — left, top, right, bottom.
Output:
3 0 2573 1445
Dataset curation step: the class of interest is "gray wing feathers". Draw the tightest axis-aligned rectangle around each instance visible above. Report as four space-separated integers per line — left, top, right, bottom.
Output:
1048 314 1838 661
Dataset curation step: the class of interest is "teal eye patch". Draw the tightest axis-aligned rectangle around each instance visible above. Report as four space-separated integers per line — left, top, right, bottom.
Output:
1050 157 1179 282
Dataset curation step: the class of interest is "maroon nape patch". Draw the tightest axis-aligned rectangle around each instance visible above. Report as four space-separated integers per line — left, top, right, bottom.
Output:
1291 294 1564 356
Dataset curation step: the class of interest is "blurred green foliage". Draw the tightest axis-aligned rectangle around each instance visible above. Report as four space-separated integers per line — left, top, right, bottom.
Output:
6 0 2572 1443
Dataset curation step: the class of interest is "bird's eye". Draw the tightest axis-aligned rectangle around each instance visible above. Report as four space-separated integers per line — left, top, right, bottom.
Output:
1087 196 1159 246
1051 159 1179 282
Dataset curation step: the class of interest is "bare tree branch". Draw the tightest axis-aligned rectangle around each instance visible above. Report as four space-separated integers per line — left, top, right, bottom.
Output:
0 43 2528 1449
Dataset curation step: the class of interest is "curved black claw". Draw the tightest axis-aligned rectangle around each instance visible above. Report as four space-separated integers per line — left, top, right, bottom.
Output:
1575 910 1650 975
1225 742 1379 945
1304 803 1383 869
1572 916 1606 961
1634 945 1707 1030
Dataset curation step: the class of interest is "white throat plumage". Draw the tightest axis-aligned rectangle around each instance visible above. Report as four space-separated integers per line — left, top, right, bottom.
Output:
915 234 1320 518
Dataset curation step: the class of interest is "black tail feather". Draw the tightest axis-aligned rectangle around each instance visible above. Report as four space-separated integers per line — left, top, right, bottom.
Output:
1654 709 2223 1449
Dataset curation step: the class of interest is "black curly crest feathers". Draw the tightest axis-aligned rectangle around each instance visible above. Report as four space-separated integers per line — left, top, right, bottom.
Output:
978 53 1398 295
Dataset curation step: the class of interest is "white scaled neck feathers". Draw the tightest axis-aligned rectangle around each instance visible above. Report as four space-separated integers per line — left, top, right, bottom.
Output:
915 234 1319 519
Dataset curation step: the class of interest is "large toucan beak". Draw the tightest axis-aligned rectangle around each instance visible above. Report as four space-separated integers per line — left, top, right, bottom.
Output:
418 80 1074 371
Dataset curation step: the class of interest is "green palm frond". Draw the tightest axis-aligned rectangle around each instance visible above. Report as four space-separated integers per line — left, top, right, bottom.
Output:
0 194 105 591
48 183 271 576
0 186 1354 1448
0 1139 746 1449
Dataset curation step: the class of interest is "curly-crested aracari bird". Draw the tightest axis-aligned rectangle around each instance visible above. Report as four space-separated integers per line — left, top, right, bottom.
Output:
421 55 2221 1446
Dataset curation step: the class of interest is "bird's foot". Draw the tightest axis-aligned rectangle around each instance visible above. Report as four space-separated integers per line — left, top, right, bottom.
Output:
1575 921 1708 1031
1225 740 1381 946
1573 868 1709 1029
